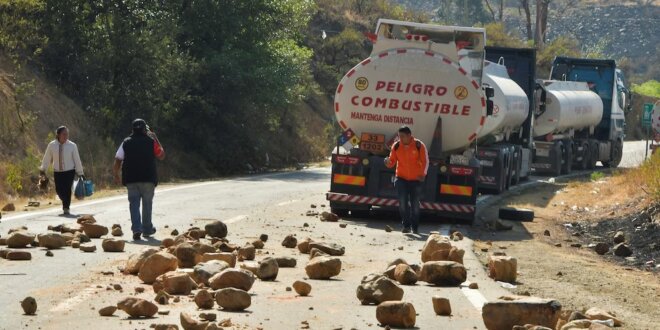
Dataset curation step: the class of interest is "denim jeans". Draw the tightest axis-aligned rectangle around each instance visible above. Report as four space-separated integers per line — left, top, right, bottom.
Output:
127 182 155 234
395 178 422 230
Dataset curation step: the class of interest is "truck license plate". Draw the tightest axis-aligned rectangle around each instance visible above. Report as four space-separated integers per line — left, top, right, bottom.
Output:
360 133 386 153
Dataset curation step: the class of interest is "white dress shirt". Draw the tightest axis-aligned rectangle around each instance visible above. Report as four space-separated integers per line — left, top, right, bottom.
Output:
40 140 84 175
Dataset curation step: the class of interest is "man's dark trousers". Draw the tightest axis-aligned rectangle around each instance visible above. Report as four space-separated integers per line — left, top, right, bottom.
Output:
395 178 422 231
54 169 75 210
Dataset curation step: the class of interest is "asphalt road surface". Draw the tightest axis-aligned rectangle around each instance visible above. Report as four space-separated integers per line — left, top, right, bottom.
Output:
0 141 648 330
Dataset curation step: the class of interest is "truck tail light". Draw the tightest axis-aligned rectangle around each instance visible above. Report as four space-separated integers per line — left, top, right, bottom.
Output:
334 155 360 165
449 166 474 176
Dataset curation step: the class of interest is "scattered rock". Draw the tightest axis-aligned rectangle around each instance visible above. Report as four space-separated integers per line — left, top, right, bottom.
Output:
102 238 125 252
282 235 298 248
259 234 268 242
37 233 66 249
468 282 479 289
543 230 551 236
204 221 227 238
448 247 465 264
7 250 32 260
419 261 467 286
77 215 96 224
138 251 179 284
117 297 159 318
215 288 251 311
559 320 594 330
376 301 416 328
237 244 256 261
320 211 339 222
162 238 175 248
126 248 160 274
293 280 312 296
257 257 279 281
274 257 297 268
570 243 582 248
339 223 347 228
175 243 202 268
192 260 230 285
613 243 632 257
305 256 342 279
208 269 255 291
98 305 117 316
201 252 236 267
432 296 451 316
7 231 36 248
481 295 562 330
309 248 329 259
297 237 313 254
199 312 216 322
45 250 53 257
613 231 625 244
82 223 109 239
111 227 123 237
171 229 179 236
135 287 145 293
385 225 393 232
194 289 215 310
585 307 623 326
180 312 208 330
421 234 452 263
251 239 265 249
450 231 464 241
356 273 404 305
2 203 16 212
21 297 37 315
153 271 198 295
155 290 171 305
79 243 97 253
594 243 609 255
394 264 418 285
308 242 345 256
488 256 518 283
151 324 179 330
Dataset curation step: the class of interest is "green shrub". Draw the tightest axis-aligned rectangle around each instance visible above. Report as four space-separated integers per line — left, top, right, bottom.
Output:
590 171 605 181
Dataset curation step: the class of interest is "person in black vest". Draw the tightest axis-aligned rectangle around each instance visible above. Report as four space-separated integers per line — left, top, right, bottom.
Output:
113 119 166 240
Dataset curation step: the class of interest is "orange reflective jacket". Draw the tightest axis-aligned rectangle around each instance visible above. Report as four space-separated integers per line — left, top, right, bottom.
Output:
386 138 429 181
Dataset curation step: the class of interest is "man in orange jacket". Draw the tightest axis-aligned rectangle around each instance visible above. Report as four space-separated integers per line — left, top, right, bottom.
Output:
385 126 429 234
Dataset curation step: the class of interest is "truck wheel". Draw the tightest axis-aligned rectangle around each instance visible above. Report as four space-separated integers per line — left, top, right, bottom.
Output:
331 208 349 218
512 149 522 186
561 140 573 175
603 139 623 168
576 142 589 170
551 141 562 177
587 140 599 169
499 207 534 222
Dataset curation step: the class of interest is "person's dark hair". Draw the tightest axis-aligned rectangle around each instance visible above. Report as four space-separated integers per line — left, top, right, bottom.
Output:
398 126 412 135
132 118 147 135
56 126 67 136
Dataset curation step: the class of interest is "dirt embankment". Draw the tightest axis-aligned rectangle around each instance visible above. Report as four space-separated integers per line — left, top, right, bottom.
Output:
472 173 660 330
0 56 115 204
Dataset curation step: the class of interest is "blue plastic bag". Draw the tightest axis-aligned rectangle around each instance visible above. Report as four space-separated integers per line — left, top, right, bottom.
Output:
84 179 94 197
74 178 86 199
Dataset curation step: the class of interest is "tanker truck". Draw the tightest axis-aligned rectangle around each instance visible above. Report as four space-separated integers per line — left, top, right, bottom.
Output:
326 19 630 223
326 20 495 222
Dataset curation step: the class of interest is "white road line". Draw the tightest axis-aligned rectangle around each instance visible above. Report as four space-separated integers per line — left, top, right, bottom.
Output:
277 199 298 206
460 281 489 311
49 285 97 312
225 215 247 224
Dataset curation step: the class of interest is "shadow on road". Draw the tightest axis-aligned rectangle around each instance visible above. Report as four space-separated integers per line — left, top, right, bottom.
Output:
129 237 162 246
232 170 329 183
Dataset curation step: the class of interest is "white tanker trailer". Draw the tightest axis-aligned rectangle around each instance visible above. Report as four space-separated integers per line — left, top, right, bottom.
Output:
326 19 631 223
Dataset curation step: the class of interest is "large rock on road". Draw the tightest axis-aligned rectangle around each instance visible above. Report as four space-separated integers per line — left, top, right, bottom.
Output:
356 273 404 305
482 295 562 330
305 256 342 279
138 251 178 284
419 261 467 286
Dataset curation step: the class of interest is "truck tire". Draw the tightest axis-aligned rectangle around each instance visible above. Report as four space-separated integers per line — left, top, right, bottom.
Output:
587 140 599 169
499 207 534 222
551 141 563 177
561 140 573 175
603 139 623 168
575 142 589 170
512 148 522 186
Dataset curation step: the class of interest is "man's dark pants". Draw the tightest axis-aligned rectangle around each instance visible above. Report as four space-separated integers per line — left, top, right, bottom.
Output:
54 169 75 210
395 178 422 231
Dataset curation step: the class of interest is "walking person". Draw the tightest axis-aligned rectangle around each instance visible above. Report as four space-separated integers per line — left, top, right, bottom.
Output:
39 126 84 216
385 126 429 234
113 119 165 240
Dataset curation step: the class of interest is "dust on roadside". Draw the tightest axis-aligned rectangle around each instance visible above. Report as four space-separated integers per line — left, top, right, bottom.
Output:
471 175 660 329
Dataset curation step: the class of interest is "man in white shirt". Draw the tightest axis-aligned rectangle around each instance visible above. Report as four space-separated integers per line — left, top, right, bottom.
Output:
39 126 84 216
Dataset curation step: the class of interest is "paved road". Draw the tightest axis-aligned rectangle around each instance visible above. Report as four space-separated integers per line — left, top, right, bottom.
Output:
0 141 647 329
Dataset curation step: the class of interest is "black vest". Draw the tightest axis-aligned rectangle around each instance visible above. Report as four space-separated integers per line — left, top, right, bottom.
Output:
121 134 158 186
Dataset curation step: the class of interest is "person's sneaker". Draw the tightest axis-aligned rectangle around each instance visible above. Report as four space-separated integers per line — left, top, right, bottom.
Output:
63 208 70 215
133 232 142 240
402 227 412 234
143 228 157 238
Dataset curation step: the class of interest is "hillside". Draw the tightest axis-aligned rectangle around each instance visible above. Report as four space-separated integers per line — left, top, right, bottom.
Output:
0 56 115 200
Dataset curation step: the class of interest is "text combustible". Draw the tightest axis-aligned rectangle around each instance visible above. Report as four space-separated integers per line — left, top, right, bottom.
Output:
351 112 413 125
350 96 472 116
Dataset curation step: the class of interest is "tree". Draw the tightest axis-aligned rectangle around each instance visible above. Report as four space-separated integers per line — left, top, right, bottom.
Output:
435 0 491 26
484 23 526 48
518 0 533 41
484 0 504 22
535 0 551 50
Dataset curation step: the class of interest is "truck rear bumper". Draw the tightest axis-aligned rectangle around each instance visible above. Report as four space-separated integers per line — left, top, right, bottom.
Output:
326 192 475 213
